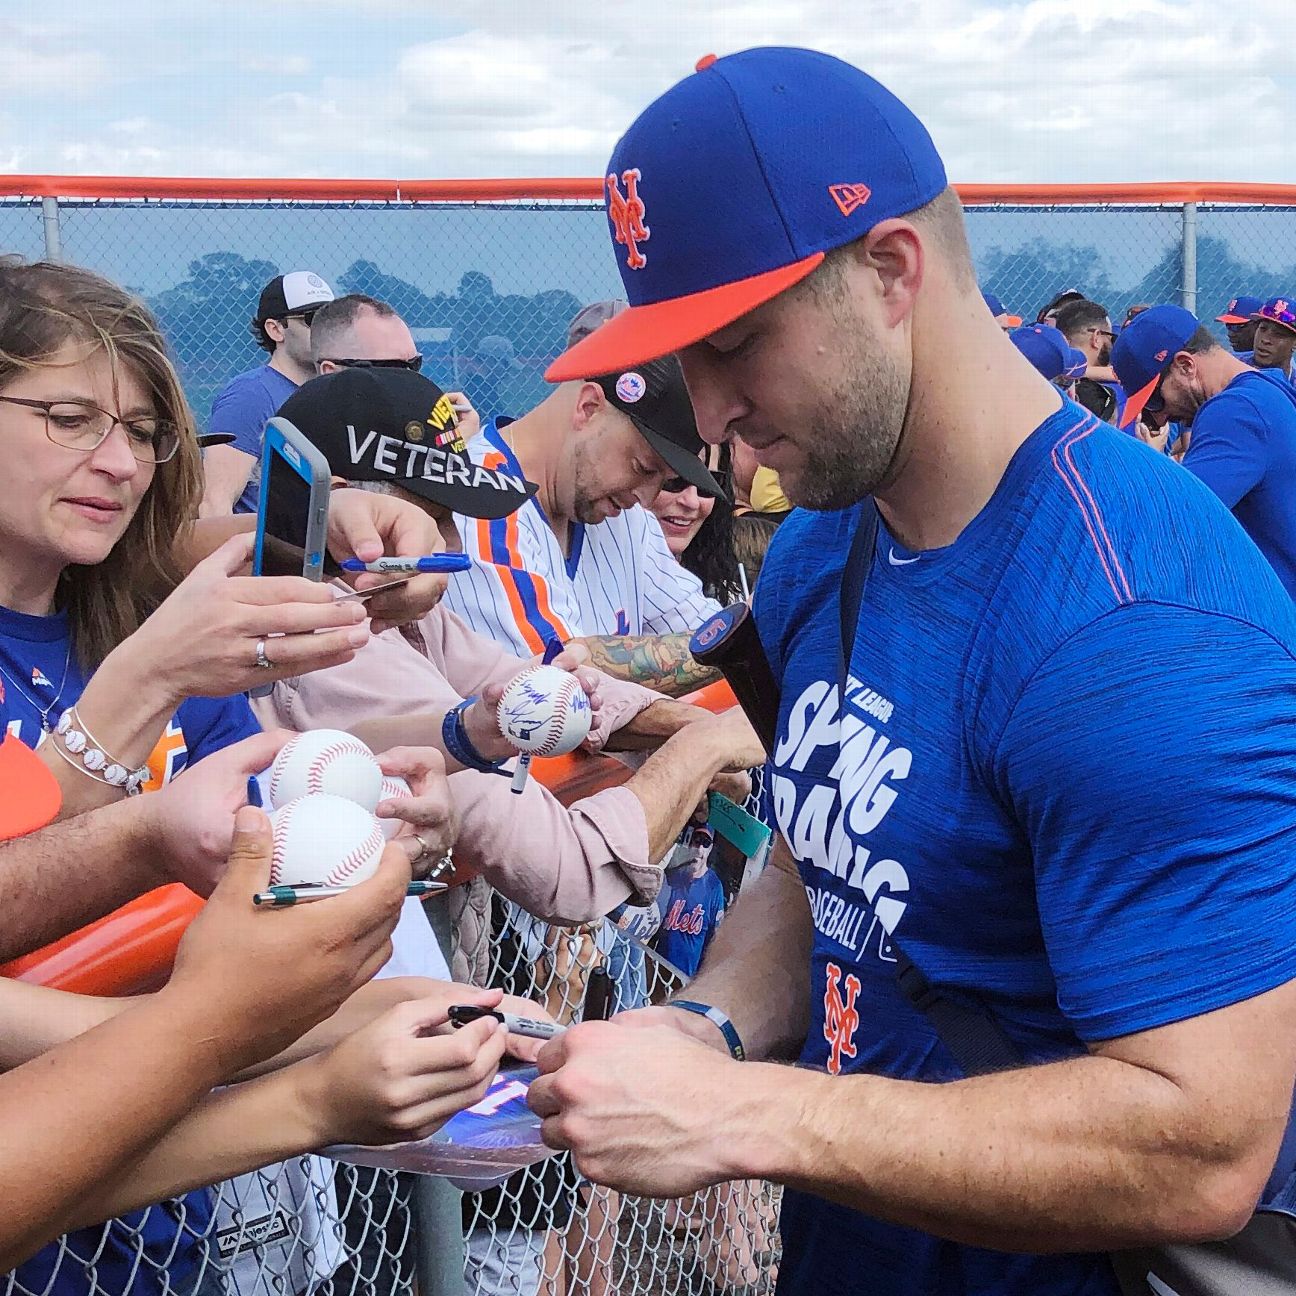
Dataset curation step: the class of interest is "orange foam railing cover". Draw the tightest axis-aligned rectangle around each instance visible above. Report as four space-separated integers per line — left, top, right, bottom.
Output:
1 679 739 995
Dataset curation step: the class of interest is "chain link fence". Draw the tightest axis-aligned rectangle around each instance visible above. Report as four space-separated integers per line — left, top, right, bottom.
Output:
1 916 778 1296
5 180 1296 1296
3 188 1296 428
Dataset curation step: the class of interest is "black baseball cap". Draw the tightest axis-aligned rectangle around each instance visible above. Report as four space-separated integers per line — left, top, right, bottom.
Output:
255 271 335 323
594 356 727 498
277 368 537 520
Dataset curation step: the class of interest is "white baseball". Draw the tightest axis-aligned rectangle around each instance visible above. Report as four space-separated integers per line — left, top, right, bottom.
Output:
269 793 386 888
495 665 592 758
268 729 384 812
376 775 412 841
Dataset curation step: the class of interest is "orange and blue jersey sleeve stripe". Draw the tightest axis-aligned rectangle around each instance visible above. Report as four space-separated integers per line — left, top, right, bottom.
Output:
476 449 574 654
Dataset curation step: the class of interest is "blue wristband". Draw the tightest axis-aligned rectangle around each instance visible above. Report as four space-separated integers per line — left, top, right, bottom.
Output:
668 1000 745 1061
442 697 509 776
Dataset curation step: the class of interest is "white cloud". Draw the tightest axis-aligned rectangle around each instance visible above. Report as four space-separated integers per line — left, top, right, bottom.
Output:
0 0 1292 182
0 21 110 97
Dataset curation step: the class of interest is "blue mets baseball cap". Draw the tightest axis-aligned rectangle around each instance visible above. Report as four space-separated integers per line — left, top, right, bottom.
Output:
1216 295 1263 325
1257 296 1296 334
546 47 948 382
1111 304 1200 428
1009 324 1082 383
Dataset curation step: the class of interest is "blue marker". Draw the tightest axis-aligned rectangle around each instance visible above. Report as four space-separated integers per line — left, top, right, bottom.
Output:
339 555 472 574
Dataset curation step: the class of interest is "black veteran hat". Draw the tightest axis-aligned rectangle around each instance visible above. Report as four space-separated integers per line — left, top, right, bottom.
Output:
277 368 537 520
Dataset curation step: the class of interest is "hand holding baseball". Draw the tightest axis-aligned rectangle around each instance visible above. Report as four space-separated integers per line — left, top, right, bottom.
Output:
469 648 604 763
166 806 409 1075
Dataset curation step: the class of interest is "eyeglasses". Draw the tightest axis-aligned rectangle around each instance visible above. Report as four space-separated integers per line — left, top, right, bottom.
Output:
320 356 424 373
1090 328 1117 342
284 309 322 326
660 469 730 500
0 396 180 464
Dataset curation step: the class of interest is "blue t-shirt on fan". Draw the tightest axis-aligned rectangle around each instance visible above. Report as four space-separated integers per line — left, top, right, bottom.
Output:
0 602 260 1296
755 403 1296 1296
207 363 299 513
654 867 725 978
1181 368 1296 596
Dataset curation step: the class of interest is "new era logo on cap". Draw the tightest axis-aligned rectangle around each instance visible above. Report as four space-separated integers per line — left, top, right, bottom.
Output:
829 183 872 217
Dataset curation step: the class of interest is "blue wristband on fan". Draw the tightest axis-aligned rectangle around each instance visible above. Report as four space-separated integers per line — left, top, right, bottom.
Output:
668 1000 745 1061
442 697 509 776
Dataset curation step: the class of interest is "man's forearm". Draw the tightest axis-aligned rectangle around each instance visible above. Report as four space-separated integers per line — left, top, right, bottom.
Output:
576 633 720 698
623 723 737 860
604 697 709 751
677 843 812 1061
733 1048 1270 1252
0 797 162 963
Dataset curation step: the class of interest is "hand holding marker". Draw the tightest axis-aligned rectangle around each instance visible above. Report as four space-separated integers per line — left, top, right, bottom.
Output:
340 554 472 574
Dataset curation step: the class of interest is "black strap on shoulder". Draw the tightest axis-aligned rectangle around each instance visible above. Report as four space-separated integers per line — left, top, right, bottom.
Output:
837 501 1020 1077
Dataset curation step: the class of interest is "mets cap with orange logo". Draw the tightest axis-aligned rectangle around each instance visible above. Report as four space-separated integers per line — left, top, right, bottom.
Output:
545 47 948 383
0 681 61 840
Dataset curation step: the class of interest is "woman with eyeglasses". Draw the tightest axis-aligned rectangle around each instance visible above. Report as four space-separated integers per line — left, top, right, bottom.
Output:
0 259 402 1296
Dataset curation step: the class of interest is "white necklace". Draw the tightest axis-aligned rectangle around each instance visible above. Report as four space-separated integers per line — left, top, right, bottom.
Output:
0 639 74 732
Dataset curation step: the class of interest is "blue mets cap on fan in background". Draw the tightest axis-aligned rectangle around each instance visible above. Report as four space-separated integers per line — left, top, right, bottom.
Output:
1258 296 1296 334
1110 304 1200 428
1216 295 1263 325
0 682 61 840
545 47 947 382
1009 324 1084 383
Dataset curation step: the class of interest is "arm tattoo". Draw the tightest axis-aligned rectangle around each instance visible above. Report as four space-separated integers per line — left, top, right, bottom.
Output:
580 632 721 697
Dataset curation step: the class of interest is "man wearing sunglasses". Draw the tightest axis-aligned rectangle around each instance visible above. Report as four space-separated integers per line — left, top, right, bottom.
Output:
1115 303 1296 595
310 294 426 377
200 270 335 518
1054 299 1126 425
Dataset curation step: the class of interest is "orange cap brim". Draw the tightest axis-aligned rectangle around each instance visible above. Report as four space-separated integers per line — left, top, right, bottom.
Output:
1215 314 1251 324
545 252 824 383
1119 373 1161 429
0 734 61 840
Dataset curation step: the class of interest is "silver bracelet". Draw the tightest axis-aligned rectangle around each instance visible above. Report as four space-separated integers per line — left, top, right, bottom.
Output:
54 707 151 795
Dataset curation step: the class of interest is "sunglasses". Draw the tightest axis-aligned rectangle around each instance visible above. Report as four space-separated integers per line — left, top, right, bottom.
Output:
660 469 730 500
321 356 424 373
284 309 322 326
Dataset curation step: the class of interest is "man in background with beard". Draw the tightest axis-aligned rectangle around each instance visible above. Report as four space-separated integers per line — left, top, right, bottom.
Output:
1055 298 1125 424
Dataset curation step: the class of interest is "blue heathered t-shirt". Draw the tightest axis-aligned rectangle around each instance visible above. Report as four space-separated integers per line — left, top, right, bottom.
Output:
1181 369 1296 596
755 403 1296 1296
654 867 725 978
0 602 260 1296
207 363 299 513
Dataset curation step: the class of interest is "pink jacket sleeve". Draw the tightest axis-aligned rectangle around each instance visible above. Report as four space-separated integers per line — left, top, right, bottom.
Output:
254 629 661 920
420 607 660 751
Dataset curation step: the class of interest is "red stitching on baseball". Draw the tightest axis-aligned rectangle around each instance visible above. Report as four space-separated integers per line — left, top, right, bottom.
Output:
326 818 385 886
270 735 371 804
269 797 298 885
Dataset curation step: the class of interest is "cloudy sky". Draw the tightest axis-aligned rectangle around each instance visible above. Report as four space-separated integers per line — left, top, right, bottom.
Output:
1 0 1292 183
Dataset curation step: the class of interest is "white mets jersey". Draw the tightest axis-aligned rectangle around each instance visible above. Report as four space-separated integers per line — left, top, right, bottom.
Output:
444 419 721 656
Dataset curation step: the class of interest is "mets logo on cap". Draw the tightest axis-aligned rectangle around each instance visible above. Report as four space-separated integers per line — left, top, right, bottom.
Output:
607 168 650 270
615 371 647 403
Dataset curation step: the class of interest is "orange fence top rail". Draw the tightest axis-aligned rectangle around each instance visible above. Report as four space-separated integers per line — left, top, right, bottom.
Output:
2 176 1296 205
